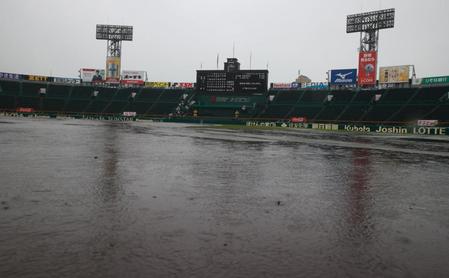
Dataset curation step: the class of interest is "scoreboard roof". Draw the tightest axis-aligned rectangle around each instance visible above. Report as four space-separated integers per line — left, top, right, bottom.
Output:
96 24 133 41
346 8 395 33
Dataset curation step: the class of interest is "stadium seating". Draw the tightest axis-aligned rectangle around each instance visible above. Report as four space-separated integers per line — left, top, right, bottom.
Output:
411 87 448 104
71 86 94 100
1 78 449 124
338 105 370 122
270 91 302 105
47 84 72 98
95 87 116 101
22 82 47 97
42 99 66 112
0 96 15 109
426 105 449 121
0 80 21 96
314 105 346 121
259 104 292 119
288 106 322 120
84 101 109 114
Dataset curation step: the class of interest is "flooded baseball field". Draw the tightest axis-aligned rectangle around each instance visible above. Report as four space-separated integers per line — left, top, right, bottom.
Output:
1 118 449 278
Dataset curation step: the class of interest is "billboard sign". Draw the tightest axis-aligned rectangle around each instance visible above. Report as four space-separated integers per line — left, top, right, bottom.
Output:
291 117 307 123
16 107 35 113
121 70 146 85
358 51 377 86
302 82 329 89
272 83 293 89
80 68 105 83
379 66 410 84
0 72 21 80
24 75 53 82
145 82 170 88
106 57 121 83
171 82 194 89
330 69 357 85
123 111 137 117
417 120 438 127
421 76 449 86
53 77 81 84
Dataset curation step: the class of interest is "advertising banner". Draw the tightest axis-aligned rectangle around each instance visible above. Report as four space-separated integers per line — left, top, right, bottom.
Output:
272 83 293 89
171 82 194 89
291 117 307 123
246 121 449 136
421 76 449 86
121 70 146 85
0 72 21 80
106 57 121 83
302 82 328 89
358 51 377 86
145 82 170 88
16 107 35 113
330 69 357 85
379 66 410 84
417 120 438 127
24 75 52 82
80 68 105 83
123 111 137 117
53 77 81 84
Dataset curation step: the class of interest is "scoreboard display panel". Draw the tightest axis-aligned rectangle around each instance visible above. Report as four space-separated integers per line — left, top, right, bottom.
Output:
234 71 268 93
197 70 268 94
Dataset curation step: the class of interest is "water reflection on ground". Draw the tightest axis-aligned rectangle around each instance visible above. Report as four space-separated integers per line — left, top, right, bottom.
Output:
1 118 449 277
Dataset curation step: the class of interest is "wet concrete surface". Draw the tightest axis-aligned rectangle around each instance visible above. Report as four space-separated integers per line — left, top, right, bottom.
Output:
1 118 449 278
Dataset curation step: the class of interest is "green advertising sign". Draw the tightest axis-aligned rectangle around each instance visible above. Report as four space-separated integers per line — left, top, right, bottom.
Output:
196 95 265 108
245 121 449 136
421 76 449 85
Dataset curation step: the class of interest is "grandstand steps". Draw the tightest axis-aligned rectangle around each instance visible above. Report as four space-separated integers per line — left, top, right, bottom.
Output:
285 91 306 120
335 90 360 122
385 88 421 123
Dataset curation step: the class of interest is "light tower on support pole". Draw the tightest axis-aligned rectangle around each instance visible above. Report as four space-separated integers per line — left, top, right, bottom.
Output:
96 24 133 83
346 9 395 87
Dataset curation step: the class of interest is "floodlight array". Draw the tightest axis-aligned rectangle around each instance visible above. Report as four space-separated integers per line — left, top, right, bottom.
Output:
347 9 395 33
96 25 133 41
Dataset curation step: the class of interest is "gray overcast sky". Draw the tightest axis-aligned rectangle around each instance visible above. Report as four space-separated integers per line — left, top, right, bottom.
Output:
0 0 448 82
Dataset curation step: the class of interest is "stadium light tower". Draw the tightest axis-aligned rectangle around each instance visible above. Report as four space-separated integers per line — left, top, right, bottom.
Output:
96 24 133 83
346 9 395 87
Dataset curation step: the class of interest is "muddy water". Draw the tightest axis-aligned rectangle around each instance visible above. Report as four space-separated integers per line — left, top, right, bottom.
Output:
1 118 449 278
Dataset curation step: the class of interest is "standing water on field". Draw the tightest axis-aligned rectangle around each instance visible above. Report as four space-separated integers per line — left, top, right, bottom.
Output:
1 118 449 278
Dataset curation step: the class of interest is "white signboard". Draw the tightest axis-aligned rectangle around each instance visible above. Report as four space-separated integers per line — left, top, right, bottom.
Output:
80 68 105 82
121 70 146 85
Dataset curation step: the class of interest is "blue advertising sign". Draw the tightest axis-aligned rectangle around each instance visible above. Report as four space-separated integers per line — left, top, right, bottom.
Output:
0 72 22 80
302 82 328 89
330 69 357 85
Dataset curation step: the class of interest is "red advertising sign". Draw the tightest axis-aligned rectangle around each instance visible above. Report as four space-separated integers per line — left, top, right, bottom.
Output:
417 120 438 127
16 107 35 113
121 79 145 85
358 51 377 86
179 82 194 89
291 117 307 123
